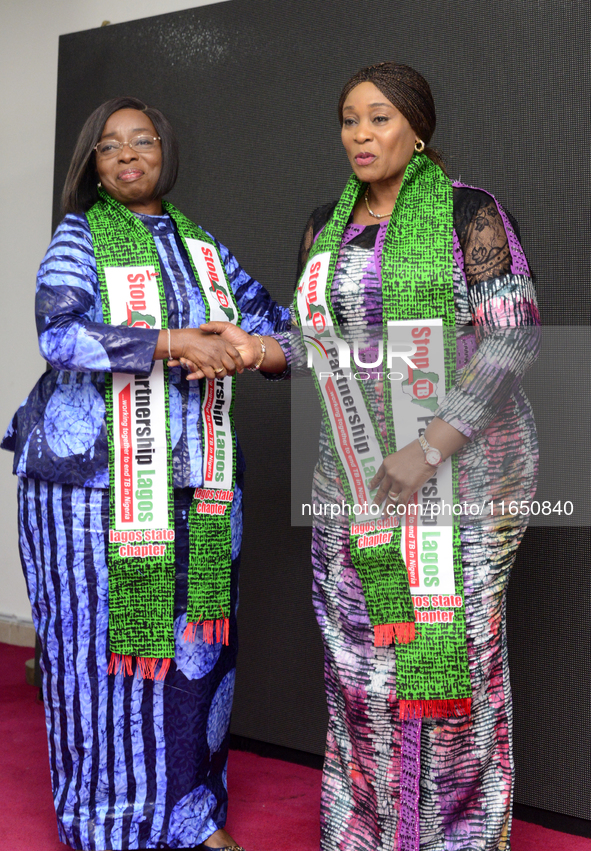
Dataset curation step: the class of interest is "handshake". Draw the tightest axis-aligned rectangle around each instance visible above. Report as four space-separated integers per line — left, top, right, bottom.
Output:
163 321 281 380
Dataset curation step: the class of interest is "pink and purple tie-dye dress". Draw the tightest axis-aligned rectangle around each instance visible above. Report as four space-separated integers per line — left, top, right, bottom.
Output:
298 185 540 851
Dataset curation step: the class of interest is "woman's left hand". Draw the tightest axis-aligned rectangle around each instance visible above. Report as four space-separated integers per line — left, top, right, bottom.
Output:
371 419 469 512
370 440 437 514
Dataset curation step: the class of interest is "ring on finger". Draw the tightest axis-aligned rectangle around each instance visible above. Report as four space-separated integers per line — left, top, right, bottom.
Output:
214 367 224 374
388 490 400 500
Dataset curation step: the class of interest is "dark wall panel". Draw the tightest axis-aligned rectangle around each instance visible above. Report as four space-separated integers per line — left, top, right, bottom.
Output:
54 0 591 818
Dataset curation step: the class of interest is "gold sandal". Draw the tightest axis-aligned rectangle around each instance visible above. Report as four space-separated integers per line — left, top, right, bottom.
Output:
199 846 246 851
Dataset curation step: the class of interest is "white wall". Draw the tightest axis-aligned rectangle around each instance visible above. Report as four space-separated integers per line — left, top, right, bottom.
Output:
0 0 228 625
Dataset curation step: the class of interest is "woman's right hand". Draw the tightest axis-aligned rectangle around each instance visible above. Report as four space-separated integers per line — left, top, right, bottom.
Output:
156 328 244 379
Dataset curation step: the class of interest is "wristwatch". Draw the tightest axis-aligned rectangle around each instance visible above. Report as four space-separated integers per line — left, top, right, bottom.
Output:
419 434 443 467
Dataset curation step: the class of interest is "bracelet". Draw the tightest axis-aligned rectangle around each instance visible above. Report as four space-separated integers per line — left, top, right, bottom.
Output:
247 334 266 371
167 328 172 361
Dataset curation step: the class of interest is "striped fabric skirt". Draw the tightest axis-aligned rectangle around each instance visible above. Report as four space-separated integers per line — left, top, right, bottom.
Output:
312 516 527 851
18 477 242 851
311 399 538 851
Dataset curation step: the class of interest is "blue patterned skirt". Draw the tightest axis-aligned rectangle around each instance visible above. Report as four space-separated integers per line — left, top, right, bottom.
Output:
18 477 242 850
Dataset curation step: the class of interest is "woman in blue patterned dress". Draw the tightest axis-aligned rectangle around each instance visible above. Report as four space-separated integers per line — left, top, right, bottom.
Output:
2 97 288 851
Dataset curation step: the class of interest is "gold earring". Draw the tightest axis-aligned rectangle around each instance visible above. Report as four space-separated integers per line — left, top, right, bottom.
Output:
415 140 425 153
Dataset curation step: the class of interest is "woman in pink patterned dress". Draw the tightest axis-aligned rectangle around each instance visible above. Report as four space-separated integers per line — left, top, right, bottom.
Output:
212 61 539 851
294 63 539 851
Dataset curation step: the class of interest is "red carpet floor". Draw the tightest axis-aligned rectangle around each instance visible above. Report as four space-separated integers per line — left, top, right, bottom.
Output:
1 642 589 851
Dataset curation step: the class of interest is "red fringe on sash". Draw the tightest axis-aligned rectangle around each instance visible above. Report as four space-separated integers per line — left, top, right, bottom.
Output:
399 698 472 720
107 653 171 681
183 617 230 646
374 622 416 646
107 653 133 676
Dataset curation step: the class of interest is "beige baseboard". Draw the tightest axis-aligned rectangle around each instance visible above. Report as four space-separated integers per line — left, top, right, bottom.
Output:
0 616 36 648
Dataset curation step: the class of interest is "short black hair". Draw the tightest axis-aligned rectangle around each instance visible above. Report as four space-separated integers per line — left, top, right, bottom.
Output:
62 96 180 214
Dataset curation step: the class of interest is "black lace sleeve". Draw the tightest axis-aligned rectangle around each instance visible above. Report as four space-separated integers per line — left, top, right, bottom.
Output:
435 189 540 439
453 187 512 288
295 201 338 282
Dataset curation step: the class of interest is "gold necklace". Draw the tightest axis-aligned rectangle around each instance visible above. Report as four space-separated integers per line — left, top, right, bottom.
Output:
364 188 393 219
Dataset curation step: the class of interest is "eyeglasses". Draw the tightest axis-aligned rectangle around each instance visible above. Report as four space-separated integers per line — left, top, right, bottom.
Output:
94 135 161 158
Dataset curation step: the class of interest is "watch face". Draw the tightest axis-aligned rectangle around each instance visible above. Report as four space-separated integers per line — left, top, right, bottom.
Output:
426 448 442 466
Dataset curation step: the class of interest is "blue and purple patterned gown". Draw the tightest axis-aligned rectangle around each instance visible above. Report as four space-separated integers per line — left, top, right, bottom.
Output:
2 211 289 850
296 186 540 851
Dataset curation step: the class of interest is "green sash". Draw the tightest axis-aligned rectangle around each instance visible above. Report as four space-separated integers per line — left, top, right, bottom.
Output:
87 191 240 675
295 154 471 717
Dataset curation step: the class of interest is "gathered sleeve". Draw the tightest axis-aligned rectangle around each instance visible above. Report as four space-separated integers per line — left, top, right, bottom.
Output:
36 214 160 374
434 190 541 439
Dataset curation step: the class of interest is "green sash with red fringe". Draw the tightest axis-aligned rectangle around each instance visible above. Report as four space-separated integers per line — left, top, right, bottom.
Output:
295 154 471 718
87 190 240 677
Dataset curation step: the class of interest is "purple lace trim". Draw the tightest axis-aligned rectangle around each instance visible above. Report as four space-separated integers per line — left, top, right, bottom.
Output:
398 717 422 851
452 227 465 276
452 181 530 277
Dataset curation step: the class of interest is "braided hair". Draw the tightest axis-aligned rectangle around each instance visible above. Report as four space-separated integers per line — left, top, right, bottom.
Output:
338 62 445 173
